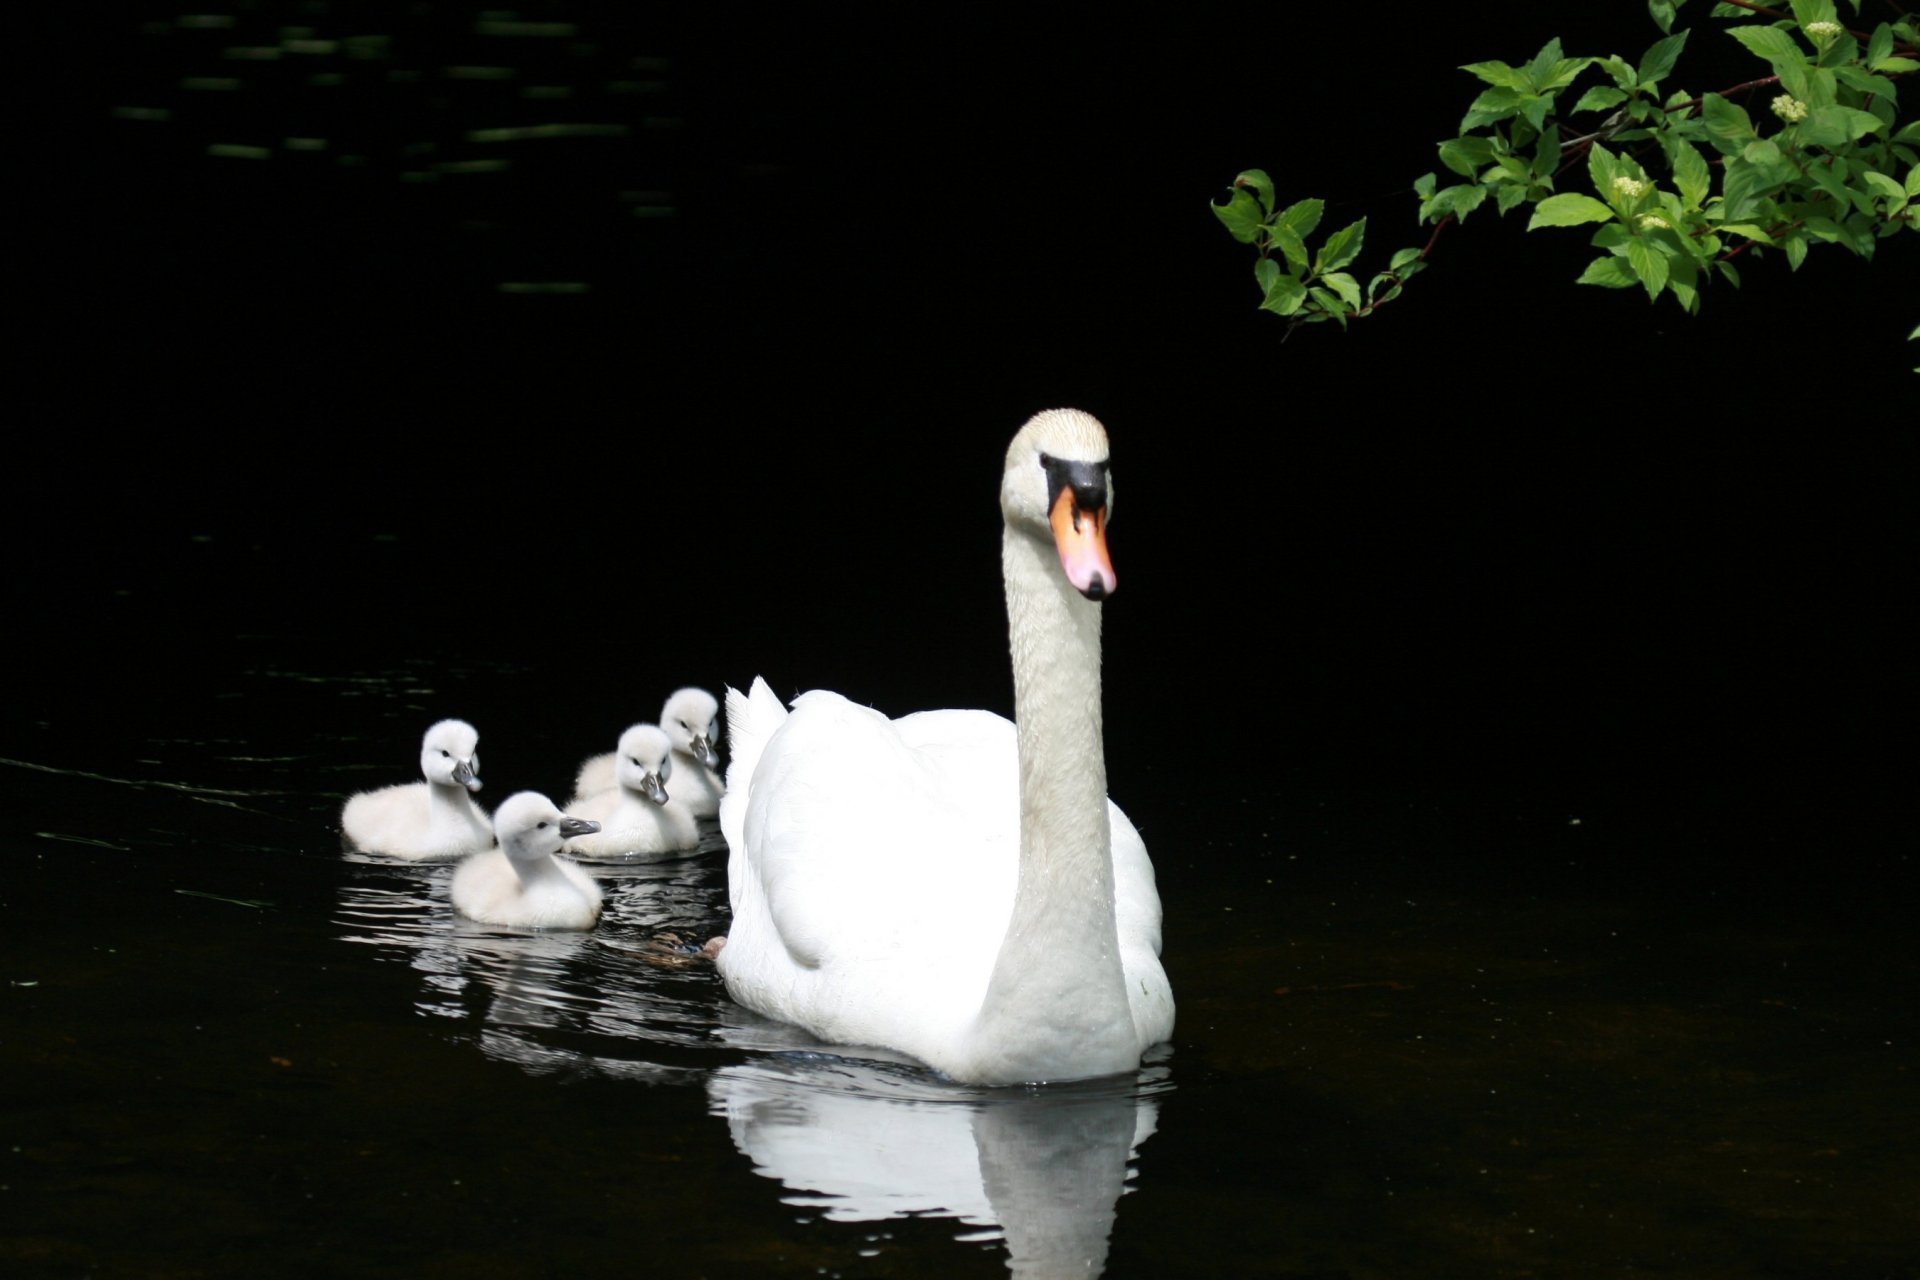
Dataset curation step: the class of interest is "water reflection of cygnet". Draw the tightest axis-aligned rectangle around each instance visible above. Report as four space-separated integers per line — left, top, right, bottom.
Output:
708 1051 1166 1279
333 858 727 1083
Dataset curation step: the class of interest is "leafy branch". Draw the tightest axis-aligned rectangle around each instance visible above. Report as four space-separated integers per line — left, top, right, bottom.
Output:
1214 0 1918 337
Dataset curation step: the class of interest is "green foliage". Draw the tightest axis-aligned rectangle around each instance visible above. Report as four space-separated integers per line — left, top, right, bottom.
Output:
1215 0 1917 339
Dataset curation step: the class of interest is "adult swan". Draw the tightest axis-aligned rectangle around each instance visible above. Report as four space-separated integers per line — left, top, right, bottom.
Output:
716 408 1174 1085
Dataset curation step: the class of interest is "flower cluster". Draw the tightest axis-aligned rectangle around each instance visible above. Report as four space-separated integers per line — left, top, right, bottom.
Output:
1772 94 1810 122
1611 175 1649 201
1637 213 1671 231
1804 20 1843 41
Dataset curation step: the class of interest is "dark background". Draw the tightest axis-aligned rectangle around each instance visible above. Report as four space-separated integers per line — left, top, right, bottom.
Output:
14 4 1912 872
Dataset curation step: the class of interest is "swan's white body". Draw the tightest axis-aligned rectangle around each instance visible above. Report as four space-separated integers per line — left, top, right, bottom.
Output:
340 718 492 861
452 792 603 929
573 687 724 817
716 409 1174 1085
564 724 701 859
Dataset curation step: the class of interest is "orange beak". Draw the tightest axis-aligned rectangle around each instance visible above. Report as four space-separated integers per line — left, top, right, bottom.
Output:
1049 485 1116 599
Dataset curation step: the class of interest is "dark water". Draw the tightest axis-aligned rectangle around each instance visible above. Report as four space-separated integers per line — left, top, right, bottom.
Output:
3 623 1914 1279
10 3 1917 1277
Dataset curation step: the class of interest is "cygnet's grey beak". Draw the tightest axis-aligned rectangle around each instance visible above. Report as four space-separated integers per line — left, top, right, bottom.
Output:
559 815 600 839
454 759 482 792
641 773 669 806
692 735 718 770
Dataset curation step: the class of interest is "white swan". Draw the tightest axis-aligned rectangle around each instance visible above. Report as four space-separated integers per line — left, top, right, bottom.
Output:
451 791 604 929
716 408 1174 1086
573 687 726 817
563 723 701 859
340 718 492 861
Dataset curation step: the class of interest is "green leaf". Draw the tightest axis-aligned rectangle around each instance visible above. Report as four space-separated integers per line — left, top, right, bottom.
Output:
1443 183 1491 220
1523 38 1567 91
1259 273 1308 316
1272 224 1310 274
1670 140 1712 208
1254 256 1281 295
1800 105 1887 146
1213 188 1266 244
1717 223 1776 244
1495 183 1531 213
1529 193 1618 228
1728 25 1806 71
1665 251 1701 313
1860 170 1907 207
1700 94 1756 154
1790 0 1837 30
1232 169 1275 214
1321 271 1364 312
1413 172 1438 199
1587 142 1624 195
1867 22 1893 67
1388 247 1424 271
1460 60 1532 91
1314 217 1367 274
1906 162 1920 198
1307 287 1350 327
1573 86 1629 115
1439 135 1495 179
1784 231 1809 269
1637 30 1690 86
1649 0 1679 35
1576 256 1639 287
1276 197 1325 241
1627 236 1670 300
1721 155 1789 219
1462 86 1525 131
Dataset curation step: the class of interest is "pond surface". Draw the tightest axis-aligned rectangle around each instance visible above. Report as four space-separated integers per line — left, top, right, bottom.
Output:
3 626 1912 1279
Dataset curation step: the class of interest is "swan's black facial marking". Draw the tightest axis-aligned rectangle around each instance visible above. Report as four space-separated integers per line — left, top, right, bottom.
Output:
1039 453 1110 531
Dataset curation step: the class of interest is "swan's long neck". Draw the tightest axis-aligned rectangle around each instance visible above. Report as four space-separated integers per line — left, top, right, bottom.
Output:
969 523 1134 1080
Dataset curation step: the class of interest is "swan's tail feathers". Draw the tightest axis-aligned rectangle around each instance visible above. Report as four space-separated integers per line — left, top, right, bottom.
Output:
719 677 788 850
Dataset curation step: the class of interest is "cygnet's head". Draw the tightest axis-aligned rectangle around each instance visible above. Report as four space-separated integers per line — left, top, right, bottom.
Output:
1000 408 1116 601
420 719 483 792
661 687 721 768
614 723 674 805
492 792 599 863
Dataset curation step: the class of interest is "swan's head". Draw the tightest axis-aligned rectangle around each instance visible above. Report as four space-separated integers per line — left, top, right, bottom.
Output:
420 718 483 792
493 791 599 863
661 686 722 769
1002 408 1117 600
614 723 675 805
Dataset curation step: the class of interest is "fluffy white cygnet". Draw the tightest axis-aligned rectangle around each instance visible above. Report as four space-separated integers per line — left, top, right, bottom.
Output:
340 718 492 861
659 686 726 817
451 791 604 930
564 724 701 859
572 686 725 818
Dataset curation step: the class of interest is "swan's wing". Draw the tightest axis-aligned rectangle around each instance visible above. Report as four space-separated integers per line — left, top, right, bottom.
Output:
736 695 1018 977
1109 800 1163 957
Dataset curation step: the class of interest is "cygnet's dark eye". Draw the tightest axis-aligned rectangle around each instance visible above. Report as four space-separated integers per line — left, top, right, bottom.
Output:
537 820 549 829
439 749 451 757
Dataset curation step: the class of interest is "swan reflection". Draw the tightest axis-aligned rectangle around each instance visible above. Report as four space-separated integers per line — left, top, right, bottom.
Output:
709 1049 1167 1278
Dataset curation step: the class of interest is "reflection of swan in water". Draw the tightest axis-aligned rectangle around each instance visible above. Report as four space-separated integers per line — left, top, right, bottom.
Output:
708 1051 1164 1278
